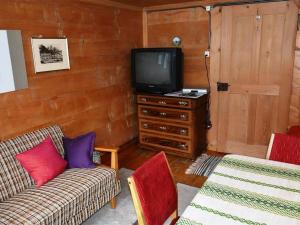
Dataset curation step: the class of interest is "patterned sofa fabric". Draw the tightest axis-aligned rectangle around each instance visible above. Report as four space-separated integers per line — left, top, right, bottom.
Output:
0 125 121 225
0 125 64 202
0 167 121 225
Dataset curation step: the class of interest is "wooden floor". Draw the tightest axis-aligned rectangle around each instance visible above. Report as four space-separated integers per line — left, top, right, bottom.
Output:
103 142 224 188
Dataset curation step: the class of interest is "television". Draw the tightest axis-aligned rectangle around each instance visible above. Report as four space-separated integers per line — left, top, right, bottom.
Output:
131 48 183 94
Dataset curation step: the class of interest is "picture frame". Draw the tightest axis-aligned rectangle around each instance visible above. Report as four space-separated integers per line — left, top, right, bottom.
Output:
31 37 70 73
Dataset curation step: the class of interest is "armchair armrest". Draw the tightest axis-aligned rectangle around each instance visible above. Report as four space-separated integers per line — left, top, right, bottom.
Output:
95 146 119 209
94 146 119 170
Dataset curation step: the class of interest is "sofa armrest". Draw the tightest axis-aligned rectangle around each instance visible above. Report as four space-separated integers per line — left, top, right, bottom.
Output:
94 147 119 170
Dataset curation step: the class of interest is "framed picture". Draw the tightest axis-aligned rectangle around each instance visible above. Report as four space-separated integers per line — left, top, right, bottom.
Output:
31 37 70 73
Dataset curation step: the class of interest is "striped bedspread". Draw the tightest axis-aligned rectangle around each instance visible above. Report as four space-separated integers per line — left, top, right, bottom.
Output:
176 154 300 225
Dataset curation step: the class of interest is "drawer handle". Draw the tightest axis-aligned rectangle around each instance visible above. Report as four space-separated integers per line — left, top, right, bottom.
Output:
158 101 167 105
178 101 188 106
142 110 148 114
178 144 187 149
143 123 149 128
180 129 187 135
141 98 147 102
180 114 187 119
160 112 167 116
159 126 167 130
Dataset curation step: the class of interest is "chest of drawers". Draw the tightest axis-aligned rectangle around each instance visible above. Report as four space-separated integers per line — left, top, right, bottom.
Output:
137 94 207 159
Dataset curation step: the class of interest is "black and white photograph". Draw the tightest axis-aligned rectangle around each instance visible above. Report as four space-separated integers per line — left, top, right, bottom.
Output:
31 37 70 73
39 44 63 64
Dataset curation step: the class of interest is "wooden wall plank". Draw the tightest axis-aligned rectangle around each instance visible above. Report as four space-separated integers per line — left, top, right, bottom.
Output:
278 1 298 131
143 10 148 47
146 7 209 88
0 0 143 146
216 6 233 152
208 7 221 151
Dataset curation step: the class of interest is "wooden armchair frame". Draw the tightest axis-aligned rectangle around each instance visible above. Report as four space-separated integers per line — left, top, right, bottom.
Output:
128 153 178 225
266 133 275 159
94 146 119 209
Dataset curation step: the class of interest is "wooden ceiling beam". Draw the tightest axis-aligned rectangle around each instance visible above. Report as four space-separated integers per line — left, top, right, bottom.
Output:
78 0 142 11
143 0 250 12
77 1 297 11
144 1 207 12
144 0 293 12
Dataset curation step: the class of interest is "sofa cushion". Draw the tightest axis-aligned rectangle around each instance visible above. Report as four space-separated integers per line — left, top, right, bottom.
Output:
16 137 67 187
63 132 96 169
0 167 121 225
0 125 64 202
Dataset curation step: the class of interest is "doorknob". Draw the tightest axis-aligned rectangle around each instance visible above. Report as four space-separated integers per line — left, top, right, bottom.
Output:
217 82 230 92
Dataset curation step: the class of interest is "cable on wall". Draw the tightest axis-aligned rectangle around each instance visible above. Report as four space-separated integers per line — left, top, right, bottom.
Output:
176 5 213 129
198 6 213 129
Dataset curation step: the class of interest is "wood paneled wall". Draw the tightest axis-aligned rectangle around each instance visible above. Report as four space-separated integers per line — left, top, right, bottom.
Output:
145 7 209 88
0 0 143 146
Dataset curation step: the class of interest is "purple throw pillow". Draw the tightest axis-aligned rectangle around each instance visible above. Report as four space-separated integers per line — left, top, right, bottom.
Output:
63 132 96 168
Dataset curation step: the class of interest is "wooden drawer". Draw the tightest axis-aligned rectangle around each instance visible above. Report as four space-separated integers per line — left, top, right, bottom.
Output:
140 133 191 153
139 119 190 138
138 95 191 109
138 105 191 124
137 93 207 159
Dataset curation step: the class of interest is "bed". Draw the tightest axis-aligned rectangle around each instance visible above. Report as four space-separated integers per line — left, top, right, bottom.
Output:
176 154 300 225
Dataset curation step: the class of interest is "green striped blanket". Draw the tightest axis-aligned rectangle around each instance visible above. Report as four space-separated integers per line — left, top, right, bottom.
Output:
176 155 300 225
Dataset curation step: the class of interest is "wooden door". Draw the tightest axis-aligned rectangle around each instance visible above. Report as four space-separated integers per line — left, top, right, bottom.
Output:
214 2 297 158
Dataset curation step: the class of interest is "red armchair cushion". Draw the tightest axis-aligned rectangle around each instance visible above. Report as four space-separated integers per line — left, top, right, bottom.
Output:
269 133 300 165
132 152 177 225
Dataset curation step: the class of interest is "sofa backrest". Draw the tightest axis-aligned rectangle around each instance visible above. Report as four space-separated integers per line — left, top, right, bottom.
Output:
0 125 64 202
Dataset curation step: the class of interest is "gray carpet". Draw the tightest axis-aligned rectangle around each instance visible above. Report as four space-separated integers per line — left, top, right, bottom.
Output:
83 168 198 225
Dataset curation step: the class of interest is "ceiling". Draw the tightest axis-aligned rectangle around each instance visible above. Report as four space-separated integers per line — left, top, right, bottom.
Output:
111 0 199 7
111 0 294 8
83 0 293 10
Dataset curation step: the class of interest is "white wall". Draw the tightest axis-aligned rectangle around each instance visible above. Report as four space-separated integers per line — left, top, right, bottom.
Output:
0 30 28 94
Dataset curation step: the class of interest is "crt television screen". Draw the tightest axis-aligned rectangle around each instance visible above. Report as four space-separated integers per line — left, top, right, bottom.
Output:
135 52 171 85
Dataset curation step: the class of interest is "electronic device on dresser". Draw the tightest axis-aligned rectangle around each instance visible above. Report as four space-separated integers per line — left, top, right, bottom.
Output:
131 48 183 94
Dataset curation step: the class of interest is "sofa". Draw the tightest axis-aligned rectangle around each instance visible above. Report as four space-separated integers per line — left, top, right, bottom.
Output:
0 125 121 225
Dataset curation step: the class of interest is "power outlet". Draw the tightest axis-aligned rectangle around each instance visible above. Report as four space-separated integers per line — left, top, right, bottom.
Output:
204 50 210 57
206 6 212 11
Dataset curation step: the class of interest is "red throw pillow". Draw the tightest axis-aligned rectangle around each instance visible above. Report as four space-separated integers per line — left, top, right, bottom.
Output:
269 133 300 165
16 137 67 187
